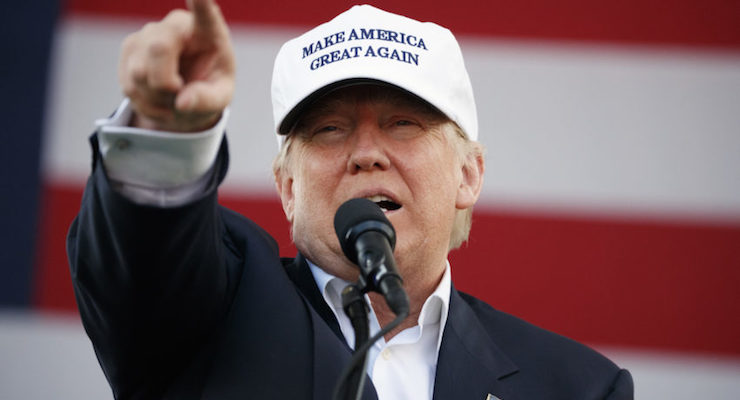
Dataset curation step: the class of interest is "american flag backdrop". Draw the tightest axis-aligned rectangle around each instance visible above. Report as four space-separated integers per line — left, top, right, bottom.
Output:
1 1 739 398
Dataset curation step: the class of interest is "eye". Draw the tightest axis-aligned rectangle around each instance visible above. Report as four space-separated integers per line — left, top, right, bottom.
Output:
387 117 425 140
315 125 338 133
387 115 422 129
307 123 348 146
308 120 344 137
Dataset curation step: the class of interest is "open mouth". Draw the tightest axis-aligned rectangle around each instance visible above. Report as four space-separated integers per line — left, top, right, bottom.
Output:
366 195 402 212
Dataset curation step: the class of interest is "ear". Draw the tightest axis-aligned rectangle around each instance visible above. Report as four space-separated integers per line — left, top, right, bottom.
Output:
275 168 295 223
455 149 484 210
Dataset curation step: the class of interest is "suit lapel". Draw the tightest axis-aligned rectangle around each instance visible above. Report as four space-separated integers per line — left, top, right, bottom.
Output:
282 254 346 342
308 296 378 400
433 287 519 400
283 254 378 400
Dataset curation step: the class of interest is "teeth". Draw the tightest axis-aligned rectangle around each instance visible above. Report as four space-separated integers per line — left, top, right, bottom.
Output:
364 195 401 213
366 195 391 203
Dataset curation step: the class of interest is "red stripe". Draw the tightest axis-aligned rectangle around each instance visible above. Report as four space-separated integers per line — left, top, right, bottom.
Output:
36 182 740 355
64 0 740 49
453 208 740 356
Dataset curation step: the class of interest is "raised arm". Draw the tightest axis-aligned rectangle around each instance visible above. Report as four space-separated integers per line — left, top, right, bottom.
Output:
67 1 243 397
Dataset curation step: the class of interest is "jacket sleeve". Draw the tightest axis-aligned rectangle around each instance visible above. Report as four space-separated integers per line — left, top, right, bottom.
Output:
66 134 242 398
604 369 634 400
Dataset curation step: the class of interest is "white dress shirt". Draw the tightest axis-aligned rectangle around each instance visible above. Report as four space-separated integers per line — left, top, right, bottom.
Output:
308 261 450 400
95 100 452 400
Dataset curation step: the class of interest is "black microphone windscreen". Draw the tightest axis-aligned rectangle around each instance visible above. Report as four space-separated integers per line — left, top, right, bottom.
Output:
334 198 395 263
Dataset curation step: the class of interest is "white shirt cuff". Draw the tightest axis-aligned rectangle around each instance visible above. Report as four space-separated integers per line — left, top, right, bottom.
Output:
95 98 228 206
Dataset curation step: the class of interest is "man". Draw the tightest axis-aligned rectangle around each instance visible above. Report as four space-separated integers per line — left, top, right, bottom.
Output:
67 0 633 399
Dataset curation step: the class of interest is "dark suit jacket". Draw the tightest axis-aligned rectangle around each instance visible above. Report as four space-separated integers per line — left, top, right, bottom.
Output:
67 136 633 399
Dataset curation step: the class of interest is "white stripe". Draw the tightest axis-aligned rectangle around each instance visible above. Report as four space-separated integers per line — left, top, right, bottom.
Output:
598 345 740 399
43 16 740 220
464 39 740 221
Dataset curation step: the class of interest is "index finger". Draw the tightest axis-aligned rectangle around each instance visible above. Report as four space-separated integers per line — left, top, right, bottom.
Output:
187 0 228 38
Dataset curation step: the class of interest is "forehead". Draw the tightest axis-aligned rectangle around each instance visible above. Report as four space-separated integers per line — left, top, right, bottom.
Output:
291 84 446 131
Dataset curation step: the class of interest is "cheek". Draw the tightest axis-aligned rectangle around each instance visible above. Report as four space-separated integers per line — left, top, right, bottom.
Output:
296 161 339 200
411 151 461 199
289 155 341 231
290 182 324 252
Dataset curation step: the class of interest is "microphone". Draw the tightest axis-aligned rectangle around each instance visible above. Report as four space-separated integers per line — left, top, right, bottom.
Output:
334 198 410 316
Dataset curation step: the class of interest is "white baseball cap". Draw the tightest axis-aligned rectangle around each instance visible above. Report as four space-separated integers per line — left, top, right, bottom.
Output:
271 4 478 144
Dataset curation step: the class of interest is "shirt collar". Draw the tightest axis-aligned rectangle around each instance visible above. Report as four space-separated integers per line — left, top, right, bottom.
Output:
307 259 451 351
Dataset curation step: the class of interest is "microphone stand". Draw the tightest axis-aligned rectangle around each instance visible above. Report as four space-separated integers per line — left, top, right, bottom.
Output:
340 283 370 400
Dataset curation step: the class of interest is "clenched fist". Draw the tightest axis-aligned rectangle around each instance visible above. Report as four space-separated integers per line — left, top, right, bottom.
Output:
119 0 235 132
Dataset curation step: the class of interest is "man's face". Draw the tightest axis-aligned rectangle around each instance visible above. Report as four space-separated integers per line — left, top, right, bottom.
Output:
275 85 482 285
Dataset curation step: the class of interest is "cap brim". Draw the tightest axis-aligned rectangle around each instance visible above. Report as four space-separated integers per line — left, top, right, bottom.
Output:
277 78 438 135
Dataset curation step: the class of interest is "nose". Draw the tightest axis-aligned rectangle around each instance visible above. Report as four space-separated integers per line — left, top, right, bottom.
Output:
347 121 391 173
346 120 391 173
